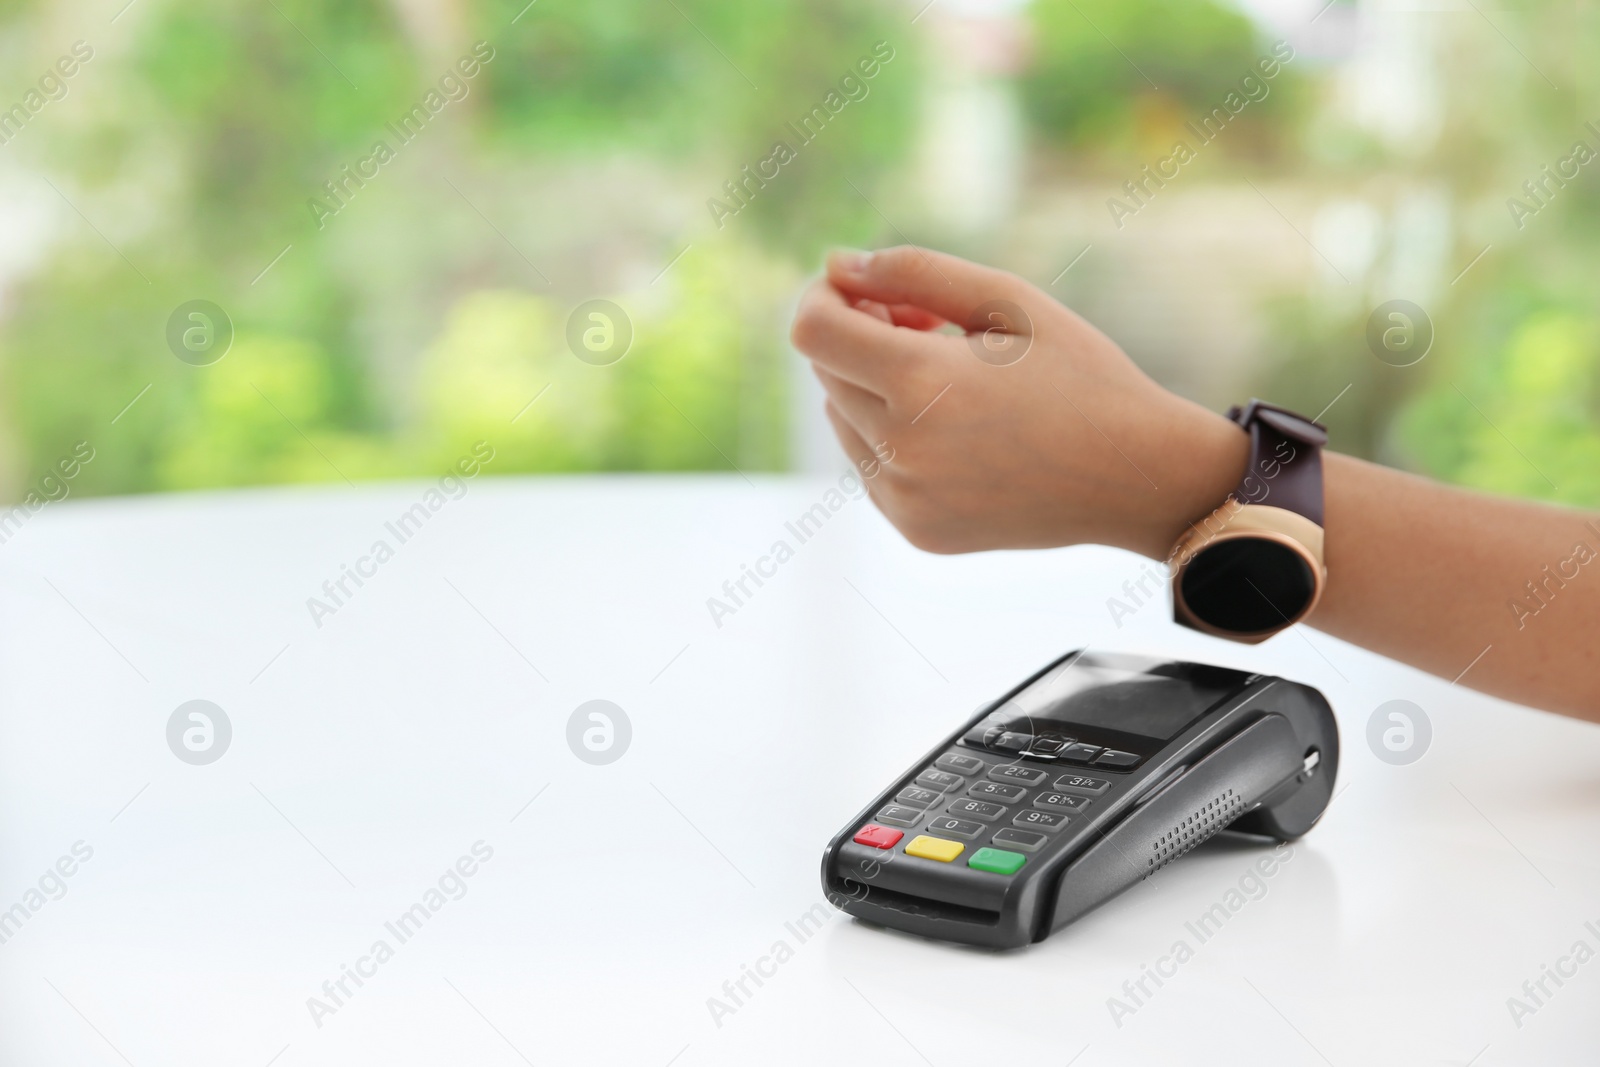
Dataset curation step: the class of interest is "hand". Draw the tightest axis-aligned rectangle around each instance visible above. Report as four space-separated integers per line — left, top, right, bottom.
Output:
790 246 1248 558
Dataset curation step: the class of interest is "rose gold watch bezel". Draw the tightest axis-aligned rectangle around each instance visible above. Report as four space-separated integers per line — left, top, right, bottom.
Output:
1169 502 1327 644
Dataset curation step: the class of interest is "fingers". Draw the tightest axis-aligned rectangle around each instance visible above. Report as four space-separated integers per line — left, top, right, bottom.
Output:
852 298 894 325
886 304 948 331
813 364 886 441
826 246 1040 332
852 298 945 331
791 277 952 396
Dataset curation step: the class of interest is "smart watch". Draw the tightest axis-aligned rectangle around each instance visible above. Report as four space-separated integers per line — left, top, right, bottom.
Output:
1169 400 1328 643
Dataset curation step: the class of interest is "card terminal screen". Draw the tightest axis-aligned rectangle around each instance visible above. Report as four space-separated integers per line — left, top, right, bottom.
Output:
991 656 1245 744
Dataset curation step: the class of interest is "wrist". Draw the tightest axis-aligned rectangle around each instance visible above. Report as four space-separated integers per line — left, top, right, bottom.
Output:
1123 396 1250 561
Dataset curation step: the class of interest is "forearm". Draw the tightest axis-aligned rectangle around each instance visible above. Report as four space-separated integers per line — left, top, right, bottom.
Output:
1122 406 1600 717
796 246 1600 718
1309 454 1600 718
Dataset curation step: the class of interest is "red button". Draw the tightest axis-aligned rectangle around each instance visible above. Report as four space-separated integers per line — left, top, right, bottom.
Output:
852 824 904 850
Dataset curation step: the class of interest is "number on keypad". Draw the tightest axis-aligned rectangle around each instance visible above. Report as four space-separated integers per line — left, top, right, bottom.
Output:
1052 774 1111 796
948 799 1006 822
1013 809 1068 831
927 816 985 839
916 769 964 793
936 753 985 775
1033 791 1090 814
987 765 1048 785
897 786 942 809
969 781 1026 803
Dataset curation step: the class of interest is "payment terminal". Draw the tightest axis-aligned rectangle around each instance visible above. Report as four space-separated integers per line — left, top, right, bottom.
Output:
820 650 1337 948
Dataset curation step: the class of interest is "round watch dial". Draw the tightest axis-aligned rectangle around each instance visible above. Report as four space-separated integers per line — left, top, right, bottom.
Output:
1179 537 1318 634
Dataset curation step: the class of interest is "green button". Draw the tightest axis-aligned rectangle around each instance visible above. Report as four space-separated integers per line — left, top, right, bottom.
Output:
968 847 1027 875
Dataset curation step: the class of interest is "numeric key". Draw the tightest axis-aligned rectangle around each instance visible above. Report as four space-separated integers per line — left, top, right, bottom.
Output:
947 799 1006 822
987 764 1048 785
1052 773 1111 796
1013 809 1069 831
896 786 943 809
926 816 985 839
968 781 1027 803
935 752 985 775
1033 792 1091 814
915 769 964 793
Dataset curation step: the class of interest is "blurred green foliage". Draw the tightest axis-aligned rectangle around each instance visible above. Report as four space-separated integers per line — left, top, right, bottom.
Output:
1397 264 1600 508
1396 6 1600 507
0 0 907 497
1023 0 1302 156
410 243 789 474
1251 5 1600 508
0 0 1594 510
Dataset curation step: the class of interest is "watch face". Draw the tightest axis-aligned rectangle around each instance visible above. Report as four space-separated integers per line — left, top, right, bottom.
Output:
1180 537 1318 634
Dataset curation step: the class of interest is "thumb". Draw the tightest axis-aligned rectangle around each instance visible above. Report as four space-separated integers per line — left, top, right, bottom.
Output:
826 246 1040 334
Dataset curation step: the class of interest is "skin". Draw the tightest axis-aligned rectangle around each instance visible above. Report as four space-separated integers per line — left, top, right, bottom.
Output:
790 245 1600 719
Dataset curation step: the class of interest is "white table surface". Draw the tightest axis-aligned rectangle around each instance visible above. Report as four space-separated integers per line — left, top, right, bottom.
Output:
0 475 1596 1067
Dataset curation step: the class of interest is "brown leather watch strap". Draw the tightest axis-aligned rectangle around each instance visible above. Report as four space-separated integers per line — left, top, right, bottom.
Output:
1226 400 1328 526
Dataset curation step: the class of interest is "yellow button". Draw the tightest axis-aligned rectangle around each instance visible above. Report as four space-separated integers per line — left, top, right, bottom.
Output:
904 835 965 863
